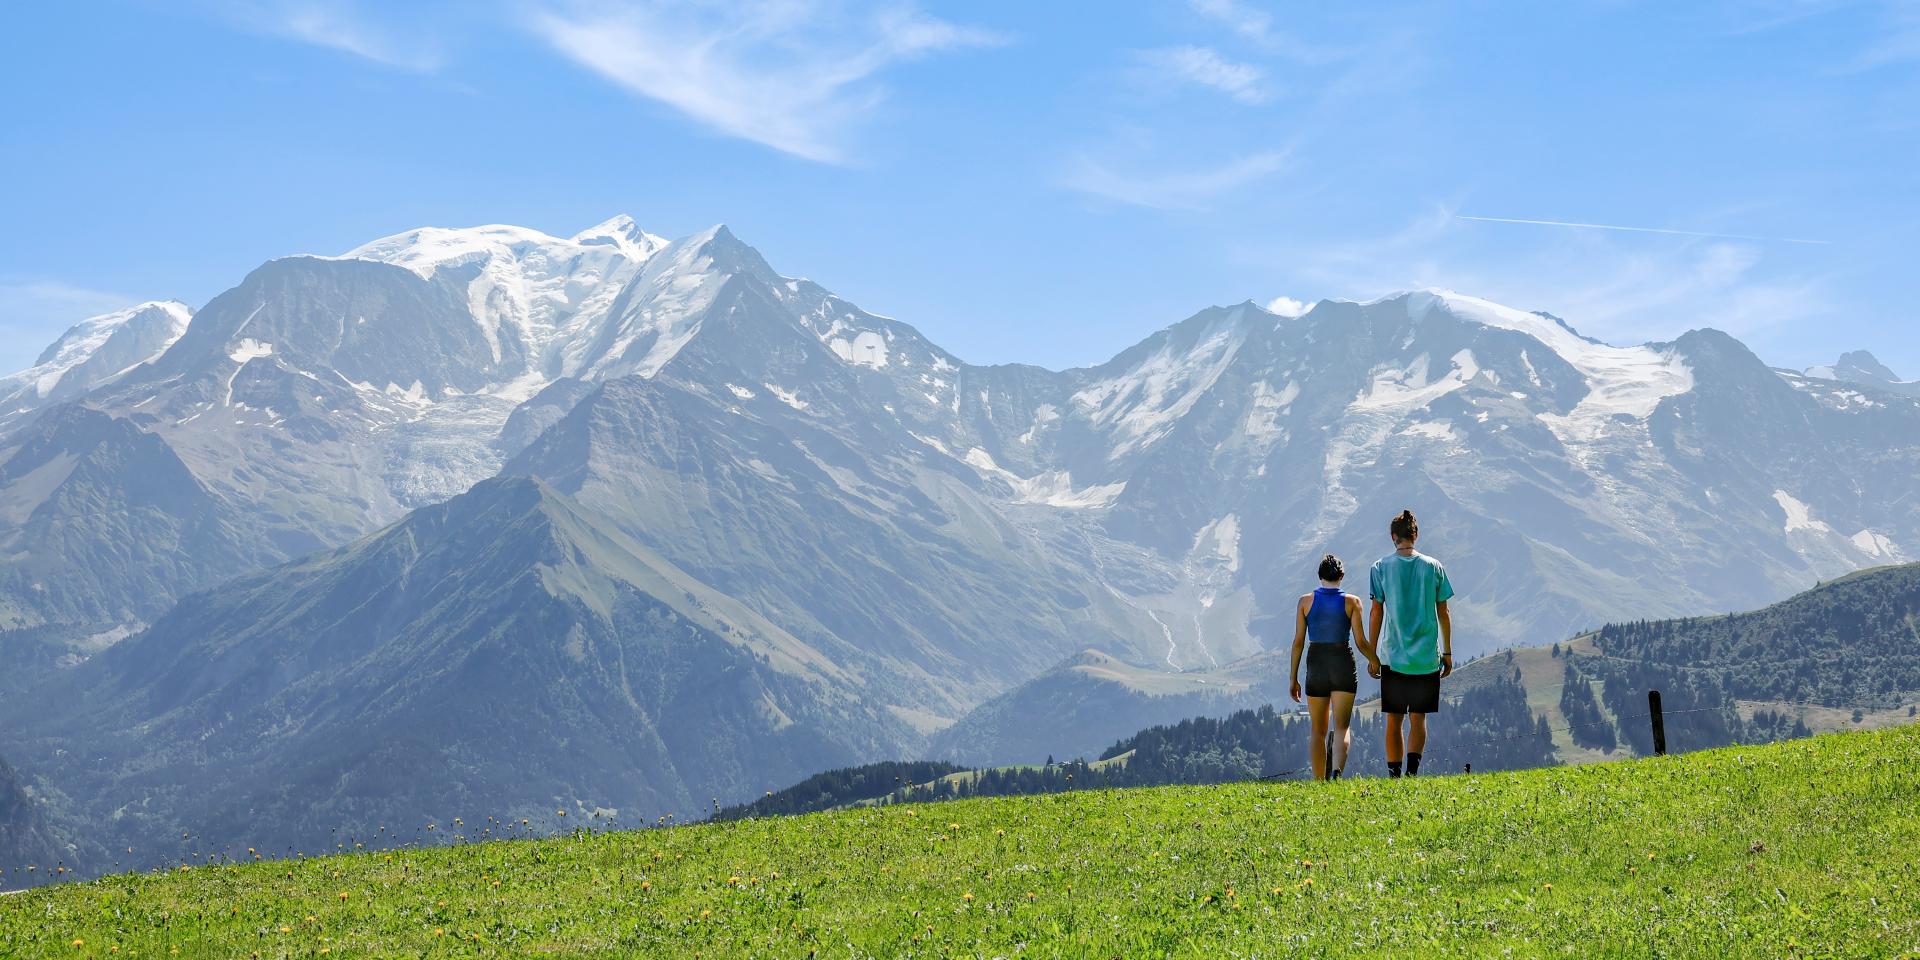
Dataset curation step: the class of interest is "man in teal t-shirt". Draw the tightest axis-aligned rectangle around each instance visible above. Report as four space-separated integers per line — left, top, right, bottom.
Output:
1367 510 1455 777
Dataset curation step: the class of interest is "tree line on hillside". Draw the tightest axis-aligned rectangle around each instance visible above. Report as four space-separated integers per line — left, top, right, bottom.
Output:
721 673 1555 818
1590 565 1920 709
713 761 964 821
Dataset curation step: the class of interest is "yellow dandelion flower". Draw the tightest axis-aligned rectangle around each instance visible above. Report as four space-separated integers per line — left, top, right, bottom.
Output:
962 892 974 902
1542 883 1553 891
71 939 85 948
279 926 292 934
700 909 712 919
338 891 349 901
641 881 652 891
1225 888 1236 898
1026 892 1037 901
433 928 445 937
948 823 961 831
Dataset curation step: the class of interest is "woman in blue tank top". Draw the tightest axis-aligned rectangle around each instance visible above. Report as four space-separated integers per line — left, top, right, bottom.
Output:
1288 554 1381 780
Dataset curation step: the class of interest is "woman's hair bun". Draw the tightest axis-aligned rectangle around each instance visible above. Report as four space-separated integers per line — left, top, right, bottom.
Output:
1317 554 1344 582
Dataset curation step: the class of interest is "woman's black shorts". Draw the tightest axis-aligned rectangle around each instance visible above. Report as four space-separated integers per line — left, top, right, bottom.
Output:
1380 665 1442 714
1304 644 1358 697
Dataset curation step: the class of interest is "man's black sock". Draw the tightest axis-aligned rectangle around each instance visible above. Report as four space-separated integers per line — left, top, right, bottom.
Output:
1387 761 1402 778
1407 752 1422 776
1330 769 1342 781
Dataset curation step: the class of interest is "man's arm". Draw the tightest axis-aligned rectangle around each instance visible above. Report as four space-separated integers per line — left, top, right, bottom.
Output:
1289 597 1308 702
1436 599 1453 678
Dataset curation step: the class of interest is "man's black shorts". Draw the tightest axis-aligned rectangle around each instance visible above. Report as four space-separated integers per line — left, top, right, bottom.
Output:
1304 644 1358 697
1380 665 1441 714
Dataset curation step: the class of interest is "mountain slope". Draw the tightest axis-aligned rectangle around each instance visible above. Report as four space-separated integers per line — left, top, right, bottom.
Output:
0 754 65 890
1 476 912 863
0 405 263 647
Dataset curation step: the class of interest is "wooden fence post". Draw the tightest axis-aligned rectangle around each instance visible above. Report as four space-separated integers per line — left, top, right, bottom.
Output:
1648 690 1666 756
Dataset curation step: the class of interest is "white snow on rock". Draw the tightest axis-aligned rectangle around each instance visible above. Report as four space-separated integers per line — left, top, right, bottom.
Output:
1773 490 1830 534
1851 529 1902 559
334 217 668 375
764 383 808 411
1072 306 1251 458
960 447 1125 508
2 301 192 404
1352 350 1479 413
726 383 757 400
1411 290 1693 444
228 339 274 363
829 330 889 368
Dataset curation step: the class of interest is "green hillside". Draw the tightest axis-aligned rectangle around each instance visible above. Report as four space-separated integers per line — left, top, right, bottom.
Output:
4 725 1918 958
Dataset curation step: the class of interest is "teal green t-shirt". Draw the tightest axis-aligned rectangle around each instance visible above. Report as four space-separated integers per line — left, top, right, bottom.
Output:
1368 552 1455 674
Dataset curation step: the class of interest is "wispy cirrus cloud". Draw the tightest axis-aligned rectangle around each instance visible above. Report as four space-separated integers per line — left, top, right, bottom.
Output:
1273 203 1835 345
524 1 1006 164
1064 150 1290 211
216 1 445 71
1136 46 1269 104
1187 0 1340 63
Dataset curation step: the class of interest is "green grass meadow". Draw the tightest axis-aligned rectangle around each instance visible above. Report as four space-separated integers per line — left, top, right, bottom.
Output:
4 725 1918 958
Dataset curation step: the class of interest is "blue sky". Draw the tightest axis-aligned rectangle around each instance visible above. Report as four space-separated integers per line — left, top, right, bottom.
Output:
3 0 1916 377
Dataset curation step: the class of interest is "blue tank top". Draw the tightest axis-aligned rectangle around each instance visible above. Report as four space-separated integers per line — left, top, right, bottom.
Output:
1306 587 1351 646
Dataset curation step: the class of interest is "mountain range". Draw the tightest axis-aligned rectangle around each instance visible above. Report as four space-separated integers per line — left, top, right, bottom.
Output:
3 215 1917 877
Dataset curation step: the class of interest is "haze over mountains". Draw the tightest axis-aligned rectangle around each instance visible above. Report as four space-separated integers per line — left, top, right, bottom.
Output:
2 216 1917 876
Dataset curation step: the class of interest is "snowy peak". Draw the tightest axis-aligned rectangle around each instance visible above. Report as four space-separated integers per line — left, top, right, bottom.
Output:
2 300 191 414
1807 350 1917 397
569 214 670 262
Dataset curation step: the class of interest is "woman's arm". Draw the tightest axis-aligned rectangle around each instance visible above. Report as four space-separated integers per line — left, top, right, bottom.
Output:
1349 595 1377 667
1289 596 1308 703
1367 599 1386 678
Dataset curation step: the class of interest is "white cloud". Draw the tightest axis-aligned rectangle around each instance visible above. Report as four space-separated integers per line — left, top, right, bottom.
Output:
0 282 143 375
1265 295 1308 317
222 1 444 71
1137 46 1269 104
1274 204 1835 346
1187 0 1337 63
1064 150 1289 211
525 1 1005 164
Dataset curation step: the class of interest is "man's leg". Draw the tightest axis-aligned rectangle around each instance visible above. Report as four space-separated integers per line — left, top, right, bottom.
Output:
1308 696 1331 781
1407 712 1428 776
1385 711 1404 777
1330 691 1355 777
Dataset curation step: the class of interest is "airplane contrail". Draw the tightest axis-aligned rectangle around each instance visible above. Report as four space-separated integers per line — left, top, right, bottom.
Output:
1456 215 1830 245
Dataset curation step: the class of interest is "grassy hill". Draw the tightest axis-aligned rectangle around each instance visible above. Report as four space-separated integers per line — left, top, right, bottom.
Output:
4 725 1916 958
1452 562 1920 764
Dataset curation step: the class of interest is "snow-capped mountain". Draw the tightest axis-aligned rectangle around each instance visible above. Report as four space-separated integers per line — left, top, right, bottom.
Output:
5 215 1920 870
0 301 190 419
1807 350 1920 398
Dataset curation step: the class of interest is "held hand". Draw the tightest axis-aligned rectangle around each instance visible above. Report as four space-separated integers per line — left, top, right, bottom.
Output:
1366 659 1381 680
1439 653 1453 679
1289 679 1302 703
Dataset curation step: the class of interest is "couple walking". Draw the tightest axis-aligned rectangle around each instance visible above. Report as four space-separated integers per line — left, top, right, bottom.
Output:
1287 509 1454 780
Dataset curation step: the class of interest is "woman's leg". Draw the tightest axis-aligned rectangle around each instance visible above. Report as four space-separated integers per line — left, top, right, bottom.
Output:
1330 691 1356 775
1308 695 1331 780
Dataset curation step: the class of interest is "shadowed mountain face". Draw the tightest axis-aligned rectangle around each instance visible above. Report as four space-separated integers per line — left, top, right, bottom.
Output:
3 217 1919 870
0 753 65 889
6 476 909 863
